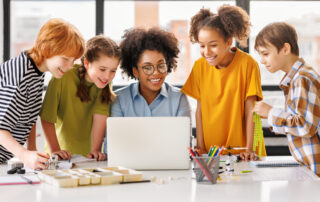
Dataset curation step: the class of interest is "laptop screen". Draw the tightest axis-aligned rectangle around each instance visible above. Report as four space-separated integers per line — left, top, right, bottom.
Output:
107 117 191 170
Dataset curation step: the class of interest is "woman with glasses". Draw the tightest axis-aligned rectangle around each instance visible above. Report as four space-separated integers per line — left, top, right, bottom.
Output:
103 27 191 152
110 27 191 117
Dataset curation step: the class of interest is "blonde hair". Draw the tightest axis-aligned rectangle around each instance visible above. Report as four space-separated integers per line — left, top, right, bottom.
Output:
28 18 85 66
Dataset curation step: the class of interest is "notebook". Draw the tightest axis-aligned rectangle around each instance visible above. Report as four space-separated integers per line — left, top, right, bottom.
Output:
250 156 300 167
107 117 191 170
0 175 40 185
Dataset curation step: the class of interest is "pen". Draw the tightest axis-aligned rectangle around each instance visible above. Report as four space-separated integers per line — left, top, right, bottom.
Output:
188 147 214 182
120 180 151 184
20 175 33 184
200 146 225 181
225 146 248 150
198 146 215 180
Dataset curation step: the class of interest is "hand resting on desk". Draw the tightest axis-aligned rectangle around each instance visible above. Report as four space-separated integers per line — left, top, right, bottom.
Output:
88 151 107 161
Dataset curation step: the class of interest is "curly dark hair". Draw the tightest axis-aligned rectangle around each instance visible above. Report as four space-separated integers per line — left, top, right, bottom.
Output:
119 27 180 79
189 4 250 47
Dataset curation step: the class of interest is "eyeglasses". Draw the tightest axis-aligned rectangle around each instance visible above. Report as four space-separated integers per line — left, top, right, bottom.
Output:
141 63 168 75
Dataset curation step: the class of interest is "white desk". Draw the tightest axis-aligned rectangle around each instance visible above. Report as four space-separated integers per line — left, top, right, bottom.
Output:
0 157 319 202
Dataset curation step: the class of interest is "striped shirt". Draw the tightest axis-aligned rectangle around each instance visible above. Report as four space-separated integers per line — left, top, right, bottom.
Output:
0 51 44 162
268 59 320 176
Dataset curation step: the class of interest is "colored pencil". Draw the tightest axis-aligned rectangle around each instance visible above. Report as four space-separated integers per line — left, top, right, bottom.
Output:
188 147 214 182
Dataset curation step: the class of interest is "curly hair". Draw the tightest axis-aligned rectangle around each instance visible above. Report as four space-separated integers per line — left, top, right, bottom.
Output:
189 4 251 47
119 27 180 79
77 35 121 104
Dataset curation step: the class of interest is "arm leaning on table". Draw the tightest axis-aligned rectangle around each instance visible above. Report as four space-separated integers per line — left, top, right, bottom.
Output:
195 101 206 154
88 114 108 161
41 119 71 160
240 95 257 161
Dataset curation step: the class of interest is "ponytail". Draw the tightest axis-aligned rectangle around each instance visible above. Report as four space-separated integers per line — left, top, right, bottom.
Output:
189 8 214 43
76 63 91 102
218 5 250 47
189 5 250 47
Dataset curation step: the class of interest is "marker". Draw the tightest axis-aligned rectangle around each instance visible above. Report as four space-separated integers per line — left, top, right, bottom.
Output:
241 170 253 173
211 147 218 157
208 146 213 155
199 146 225 181
208 146 215 156
187 147 214 183
225 146 248 150
194 151 201 156
20 175 33 184
120 180 151 184
198 146 216 180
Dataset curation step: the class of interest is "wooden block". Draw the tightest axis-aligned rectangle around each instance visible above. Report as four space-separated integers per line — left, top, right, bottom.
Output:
76 169 101 185
66 170 90 185
103 167 143 182
38 166 142 187
89 168 123 185
105 167 129 174
53 175 79 187
122 170 143 182
100 173 123 185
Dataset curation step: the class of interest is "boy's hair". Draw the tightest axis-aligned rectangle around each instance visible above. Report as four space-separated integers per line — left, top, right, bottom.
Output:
189 4 250 47
28 18 85 66
77 35 121 104
119 27 179 79
254 22 299 56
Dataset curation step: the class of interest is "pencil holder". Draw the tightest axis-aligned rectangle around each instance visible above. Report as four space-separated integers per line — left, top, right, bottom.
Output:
192 155 220 184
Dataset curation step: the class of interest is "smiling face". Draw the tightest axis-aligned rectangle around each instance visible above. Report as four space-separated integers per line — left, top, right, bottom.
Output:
44 55 75 78
198 27 232 67
84 54 119 89
256 42 287 73
133 50 167 98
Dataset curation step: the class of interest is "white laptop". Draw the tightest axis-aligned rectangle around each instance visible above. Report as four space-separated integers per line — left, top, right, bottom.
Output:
107 117 191 170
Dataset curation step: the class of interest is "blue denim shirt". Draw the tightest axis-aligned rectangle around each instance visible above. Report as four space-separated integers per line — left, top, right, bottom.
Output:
103 82 191 153
111 82 191 117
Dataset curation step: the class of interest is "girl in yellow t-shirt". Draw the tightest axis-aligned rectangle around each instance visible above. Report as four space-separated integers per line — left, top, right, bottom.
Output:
39 35 120 161
182 5 266 161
